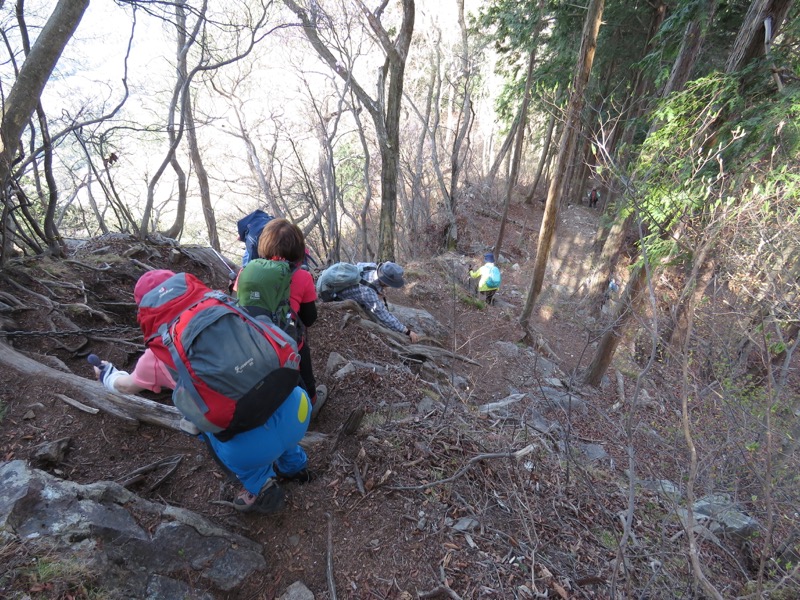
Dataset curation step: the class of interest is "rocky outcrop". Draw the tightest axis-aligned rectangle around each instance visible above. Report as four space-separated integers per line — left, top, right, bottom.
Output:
0 460 265 599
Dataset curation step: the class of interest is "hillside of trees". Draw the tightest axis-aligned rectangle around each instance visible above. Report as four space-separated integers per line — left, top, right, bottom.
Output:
1 0 799 598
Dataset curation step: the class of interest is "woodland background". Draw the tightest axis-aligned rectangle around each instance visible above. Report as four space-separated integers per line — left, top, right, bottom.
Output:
1 0 799 598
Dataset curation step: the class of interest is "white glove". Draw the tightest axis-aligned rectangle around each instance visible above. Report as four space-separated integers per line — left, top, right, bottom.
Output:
99 363 130 393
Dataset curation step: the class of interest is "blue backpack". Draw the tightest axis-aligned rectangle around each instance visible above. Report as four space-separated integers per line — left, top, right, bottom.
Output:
237 210 274 267
486 265 502 289
236 210 319 270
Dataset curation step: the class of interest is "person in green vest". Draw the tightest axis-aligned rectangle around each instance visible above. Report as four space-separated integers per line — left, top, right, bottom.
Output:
469 253 501 305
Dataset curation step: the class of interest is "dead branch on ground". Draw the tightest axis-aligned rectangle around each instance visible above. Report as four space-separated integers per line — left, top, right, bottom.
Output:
389 445 537 491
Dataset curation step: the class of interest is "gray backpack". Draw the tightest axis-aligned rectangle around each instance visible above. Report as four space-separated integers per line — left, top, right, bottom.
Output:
316 262 378 302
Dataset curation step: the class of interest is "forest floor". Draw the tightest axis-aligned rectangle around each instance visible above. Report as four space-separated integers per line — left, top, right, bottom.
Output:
0 191 773 599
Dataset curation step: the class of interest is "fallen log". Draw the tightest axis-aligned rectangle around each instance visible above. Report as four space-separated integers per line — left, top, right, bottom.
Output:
0 342 332 446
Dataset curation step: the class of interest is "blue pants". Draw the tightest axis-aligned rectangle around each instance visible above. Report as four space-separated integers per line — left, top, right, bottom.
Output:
203 386 310 494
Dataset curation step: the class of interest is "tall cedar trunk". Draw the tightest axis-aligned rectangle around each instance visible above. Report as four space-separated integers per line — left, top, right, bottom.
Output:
524 105 556 205
663 0 717 97
725 0 793 74
494 43 538 259
520 0 605 327
588 0 705 309
583 264 648 386
0 0 89 182
663 255 716 354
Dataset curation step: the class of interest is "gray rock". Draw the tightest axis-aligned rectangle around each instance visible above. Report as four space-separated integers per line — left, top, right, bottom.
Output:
0 460 265 596
325 352 348 376
390 304 449 340
536 387 588 416
528 355 560 378
580 443 608 462
32 437 71 466
495 341 522 358
333 363 357 379
526 411 563 438
146 573 216 600
452 517 479 532
692 494 759 540
416 396 437 415
479 393 527 414
279 581 315 600
639 479 681 502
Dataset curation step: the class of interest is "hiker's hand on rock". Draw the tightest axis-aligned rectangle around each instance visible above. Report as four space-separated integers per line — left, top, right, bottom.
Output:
408 330 419 344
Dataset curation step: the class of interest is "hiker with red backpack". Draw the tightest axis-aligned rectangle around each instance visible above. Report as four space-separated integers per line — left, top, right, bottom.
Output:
93 269 312 514
469 253 502 305
236 218 327 419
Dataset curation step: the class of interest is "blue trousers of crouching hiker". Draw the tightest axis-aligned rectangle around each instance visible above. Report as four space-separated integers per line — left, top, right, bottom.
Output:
203 386 311 495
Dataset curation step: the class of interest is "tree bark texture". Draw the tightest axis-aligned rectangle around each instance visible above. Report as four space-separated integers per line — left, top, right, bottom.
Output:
521 0 605 327
583 264 647 387
444 0 474 250
283 0 415 262
725 0 793 74
494 42 539 259
1 0 89 181
524 106 556 205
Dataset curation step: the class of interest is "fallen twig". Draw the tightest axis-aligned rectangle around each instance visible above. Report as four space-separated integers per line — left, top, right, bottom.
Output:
353 462 366 496
116 454 184 490
55 393 99 414
64 259 112 272
326 512 338 600
130 259 155 271
390 445 537 491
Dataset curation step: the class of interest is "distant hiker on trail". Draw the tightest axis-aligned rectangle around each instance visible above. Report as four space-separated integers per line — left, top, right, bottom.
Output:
317 261 420 343
92 269 313 515
469 253 501 305
588 187 600 208
237 218 327 419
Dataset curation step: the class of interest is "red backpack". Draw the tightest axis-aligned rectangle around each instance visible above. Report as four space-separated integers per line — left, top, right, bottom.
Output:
137 272 301 441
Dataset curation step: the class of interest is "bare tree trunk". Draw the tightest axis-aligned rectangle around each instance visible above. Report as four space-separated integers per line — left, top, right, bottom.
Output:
520 0 605 328
494 39 540 259
283 0 415 262
583 264 647 386
0 0 89 182
408 44 437 253
524 104 557 205
184 92 219 250
487 114 519 186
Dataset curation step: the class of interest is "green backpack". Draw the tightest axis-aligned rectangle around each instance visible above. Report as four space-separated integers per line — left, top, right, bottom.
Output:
236 259 300 340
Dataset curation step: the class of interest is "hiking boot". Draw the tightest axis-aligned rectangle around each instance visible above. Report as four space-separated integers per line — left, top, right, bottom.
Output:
311 385 328 419
233 479 285 514
274 466 316 484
